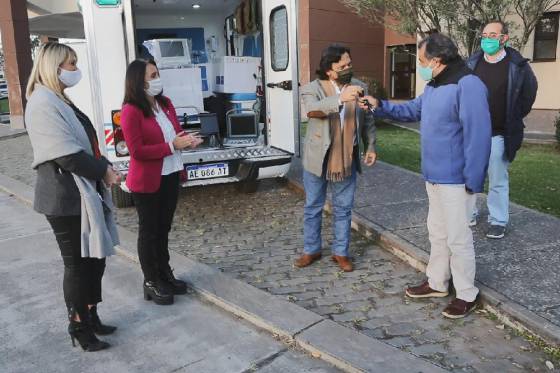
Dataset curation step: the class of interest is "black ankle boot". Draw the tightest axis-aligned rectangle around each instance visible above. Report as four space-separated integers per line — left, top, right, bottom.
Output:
89 305 117 335
160 268 188 295
143 280 174 305
67 307 110 352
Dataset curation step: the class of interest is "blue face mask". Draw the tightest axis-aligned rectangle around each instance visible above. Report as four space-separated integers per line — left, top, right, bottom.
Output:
418 61 436 81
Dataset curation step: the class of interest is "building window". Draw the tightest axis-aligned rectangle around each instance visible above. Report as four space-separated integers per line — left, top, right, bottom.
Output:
389 45 416 100
533 12 559 61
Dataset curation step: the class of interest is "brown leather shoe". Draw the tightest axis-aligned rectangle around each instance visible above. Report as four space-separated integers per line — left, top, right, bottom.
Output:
442 297 478 319
294 253 322 268
405 280 449 298
331 255 353 272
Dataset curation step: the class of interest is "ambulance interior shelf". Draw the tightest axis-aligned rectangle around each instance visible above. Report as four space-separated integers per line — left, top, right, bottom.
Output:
225 0 262 57
178 108 262 150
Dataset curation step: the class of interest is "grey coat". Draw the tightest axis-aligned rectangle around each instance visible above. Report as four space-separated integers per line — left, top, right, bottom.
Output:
26 85 119 258
301 78 376 177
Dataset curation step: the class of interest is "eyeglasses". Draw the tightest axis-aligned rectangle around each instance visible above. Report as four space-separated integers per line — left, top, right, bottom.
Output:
480 32 504 39
334 63 353 72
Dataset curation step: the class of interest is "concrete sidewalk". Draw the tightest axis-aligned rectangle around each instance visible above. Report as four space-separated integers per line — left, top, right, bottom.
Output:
288 156 560 345
0 191 343 373
0 123 26 140
0 179 453 372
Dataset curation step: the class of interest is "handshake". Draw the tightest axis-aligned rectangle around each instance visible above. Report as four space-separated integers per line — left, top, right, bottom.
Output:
340 85 379 110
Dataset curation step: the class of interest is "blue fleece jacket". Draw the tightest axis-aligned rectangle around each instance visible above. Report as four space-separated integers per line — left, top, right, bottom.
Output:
374 61 491 192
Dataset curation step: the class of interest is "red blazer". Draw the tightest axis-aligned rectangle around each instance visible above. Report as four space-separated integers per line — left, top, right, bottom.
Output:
121 98 182 193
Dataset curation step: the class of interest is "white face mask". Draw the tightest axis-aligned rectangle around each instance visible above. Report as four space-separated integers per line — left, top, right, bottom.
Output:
146 78 163 97
59 67 82 88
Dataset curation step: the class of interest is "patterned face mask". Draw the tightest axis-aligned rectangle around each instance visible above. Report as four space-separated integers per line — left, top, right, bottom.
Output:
335 67 353 85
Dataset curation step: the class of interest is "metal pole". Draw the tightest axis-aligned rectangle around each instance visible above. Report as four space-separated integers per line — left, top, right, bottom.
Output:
79 0 108 156
0 0 33 130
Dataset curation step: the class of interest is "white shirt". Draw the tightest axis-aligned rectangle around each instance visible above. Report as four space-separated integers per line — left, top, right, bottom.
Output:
331 80 357 144
154 103 183 175
331 80 345 129
484 48 507 64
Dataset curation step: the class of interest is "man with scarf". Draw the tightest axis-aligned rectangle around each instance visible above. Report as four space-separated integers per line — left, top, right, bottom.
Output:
295 45 377 273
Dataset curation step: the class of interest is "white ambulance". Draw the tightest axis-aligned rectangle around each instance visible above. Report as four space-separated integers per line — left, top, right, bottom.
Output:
67 0 300 207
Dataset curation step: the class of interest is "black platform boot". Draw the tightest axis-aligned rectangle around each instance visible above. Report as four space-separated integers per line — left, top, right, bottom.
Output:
160 267 188 295
143 280 174 305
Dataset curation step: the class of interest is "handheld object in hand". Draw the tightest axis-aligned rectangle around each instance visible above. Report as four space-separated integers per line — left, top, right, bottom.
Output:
359 96 372 110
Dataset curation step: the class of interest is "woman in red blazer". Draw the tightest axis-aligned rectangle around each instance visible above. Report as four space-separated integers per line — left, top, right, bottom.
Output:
121 59 201 305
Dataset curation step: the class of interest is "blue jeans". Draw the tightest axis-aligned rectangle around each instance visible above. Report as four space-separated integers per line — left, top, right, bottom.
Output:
487 136 510 226
472 136 511 225
303 162 357 257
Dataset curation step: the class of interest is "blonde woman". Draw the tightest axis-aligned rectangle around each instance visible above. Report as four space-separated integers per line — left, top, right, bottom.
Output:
25 42 120 351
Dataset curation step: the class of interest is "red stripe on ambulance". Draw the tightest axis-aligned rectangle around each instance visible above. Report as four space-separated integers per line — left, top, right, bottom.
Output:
105 129 114 146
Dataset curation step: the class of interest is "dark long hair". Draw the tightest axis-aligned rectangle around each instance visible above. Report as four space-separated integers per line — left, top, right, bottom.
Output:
315 44 351 80
123 59 169 117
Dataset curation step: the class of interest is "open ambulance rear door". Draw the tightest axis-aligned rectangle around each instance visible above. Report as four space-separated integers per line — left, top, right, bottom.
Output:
262 0 300 157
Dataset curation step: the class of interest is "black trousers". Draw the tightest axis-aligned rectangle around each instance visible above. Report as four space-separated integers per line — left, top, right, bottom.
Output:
46 215 106 319
132 172 180 282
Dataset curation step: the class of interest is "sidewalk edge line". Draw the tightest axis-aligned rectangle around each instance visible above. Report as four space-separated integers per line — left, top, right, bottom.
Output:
296 335 365 373
0 174 34 206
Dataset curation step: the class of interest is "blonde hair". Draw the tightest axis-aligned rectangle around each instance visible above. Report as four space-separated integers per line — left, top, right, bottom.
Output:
26 42 77 102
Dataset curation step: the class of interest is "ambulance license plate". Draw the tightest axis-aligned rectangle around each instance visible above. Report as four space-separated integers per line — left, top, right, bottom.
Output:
186 163 229 180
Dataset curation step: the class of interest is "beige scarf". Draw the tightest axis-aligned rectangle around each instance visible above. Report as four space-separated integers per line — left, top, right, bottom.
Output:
319 80 356 182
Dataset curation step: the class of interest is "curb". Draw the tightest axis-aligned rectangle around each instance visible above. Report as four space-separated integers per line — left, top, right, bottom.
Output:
0 128 27 141
0 173 446 373
287 176 560 347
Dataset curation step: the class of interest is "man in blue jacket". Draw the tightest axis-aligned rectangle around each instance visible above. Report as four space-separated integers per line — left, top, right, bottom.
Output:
361 33 492 318
467 21 538 239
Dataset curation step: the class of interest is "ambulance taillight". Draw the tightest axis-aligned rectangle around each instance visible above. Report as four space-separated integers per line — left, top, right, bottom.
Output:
111 110 129 157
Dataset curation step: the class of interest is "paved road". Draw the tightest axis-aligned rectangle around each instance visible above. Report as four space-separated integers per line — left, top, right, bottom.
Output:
115 180 556 372
0 191 341 373
1 134 558 372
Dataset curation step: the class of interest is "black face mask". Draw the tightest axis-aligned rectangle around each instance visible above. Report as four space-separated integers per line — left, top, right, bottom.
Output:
335 67 353 85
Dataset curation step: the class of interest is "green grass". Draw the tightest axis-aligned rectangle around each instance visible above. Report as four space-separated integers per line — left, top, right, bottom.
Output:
375 122 422 173
0 97 9 114
375 121 560 218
